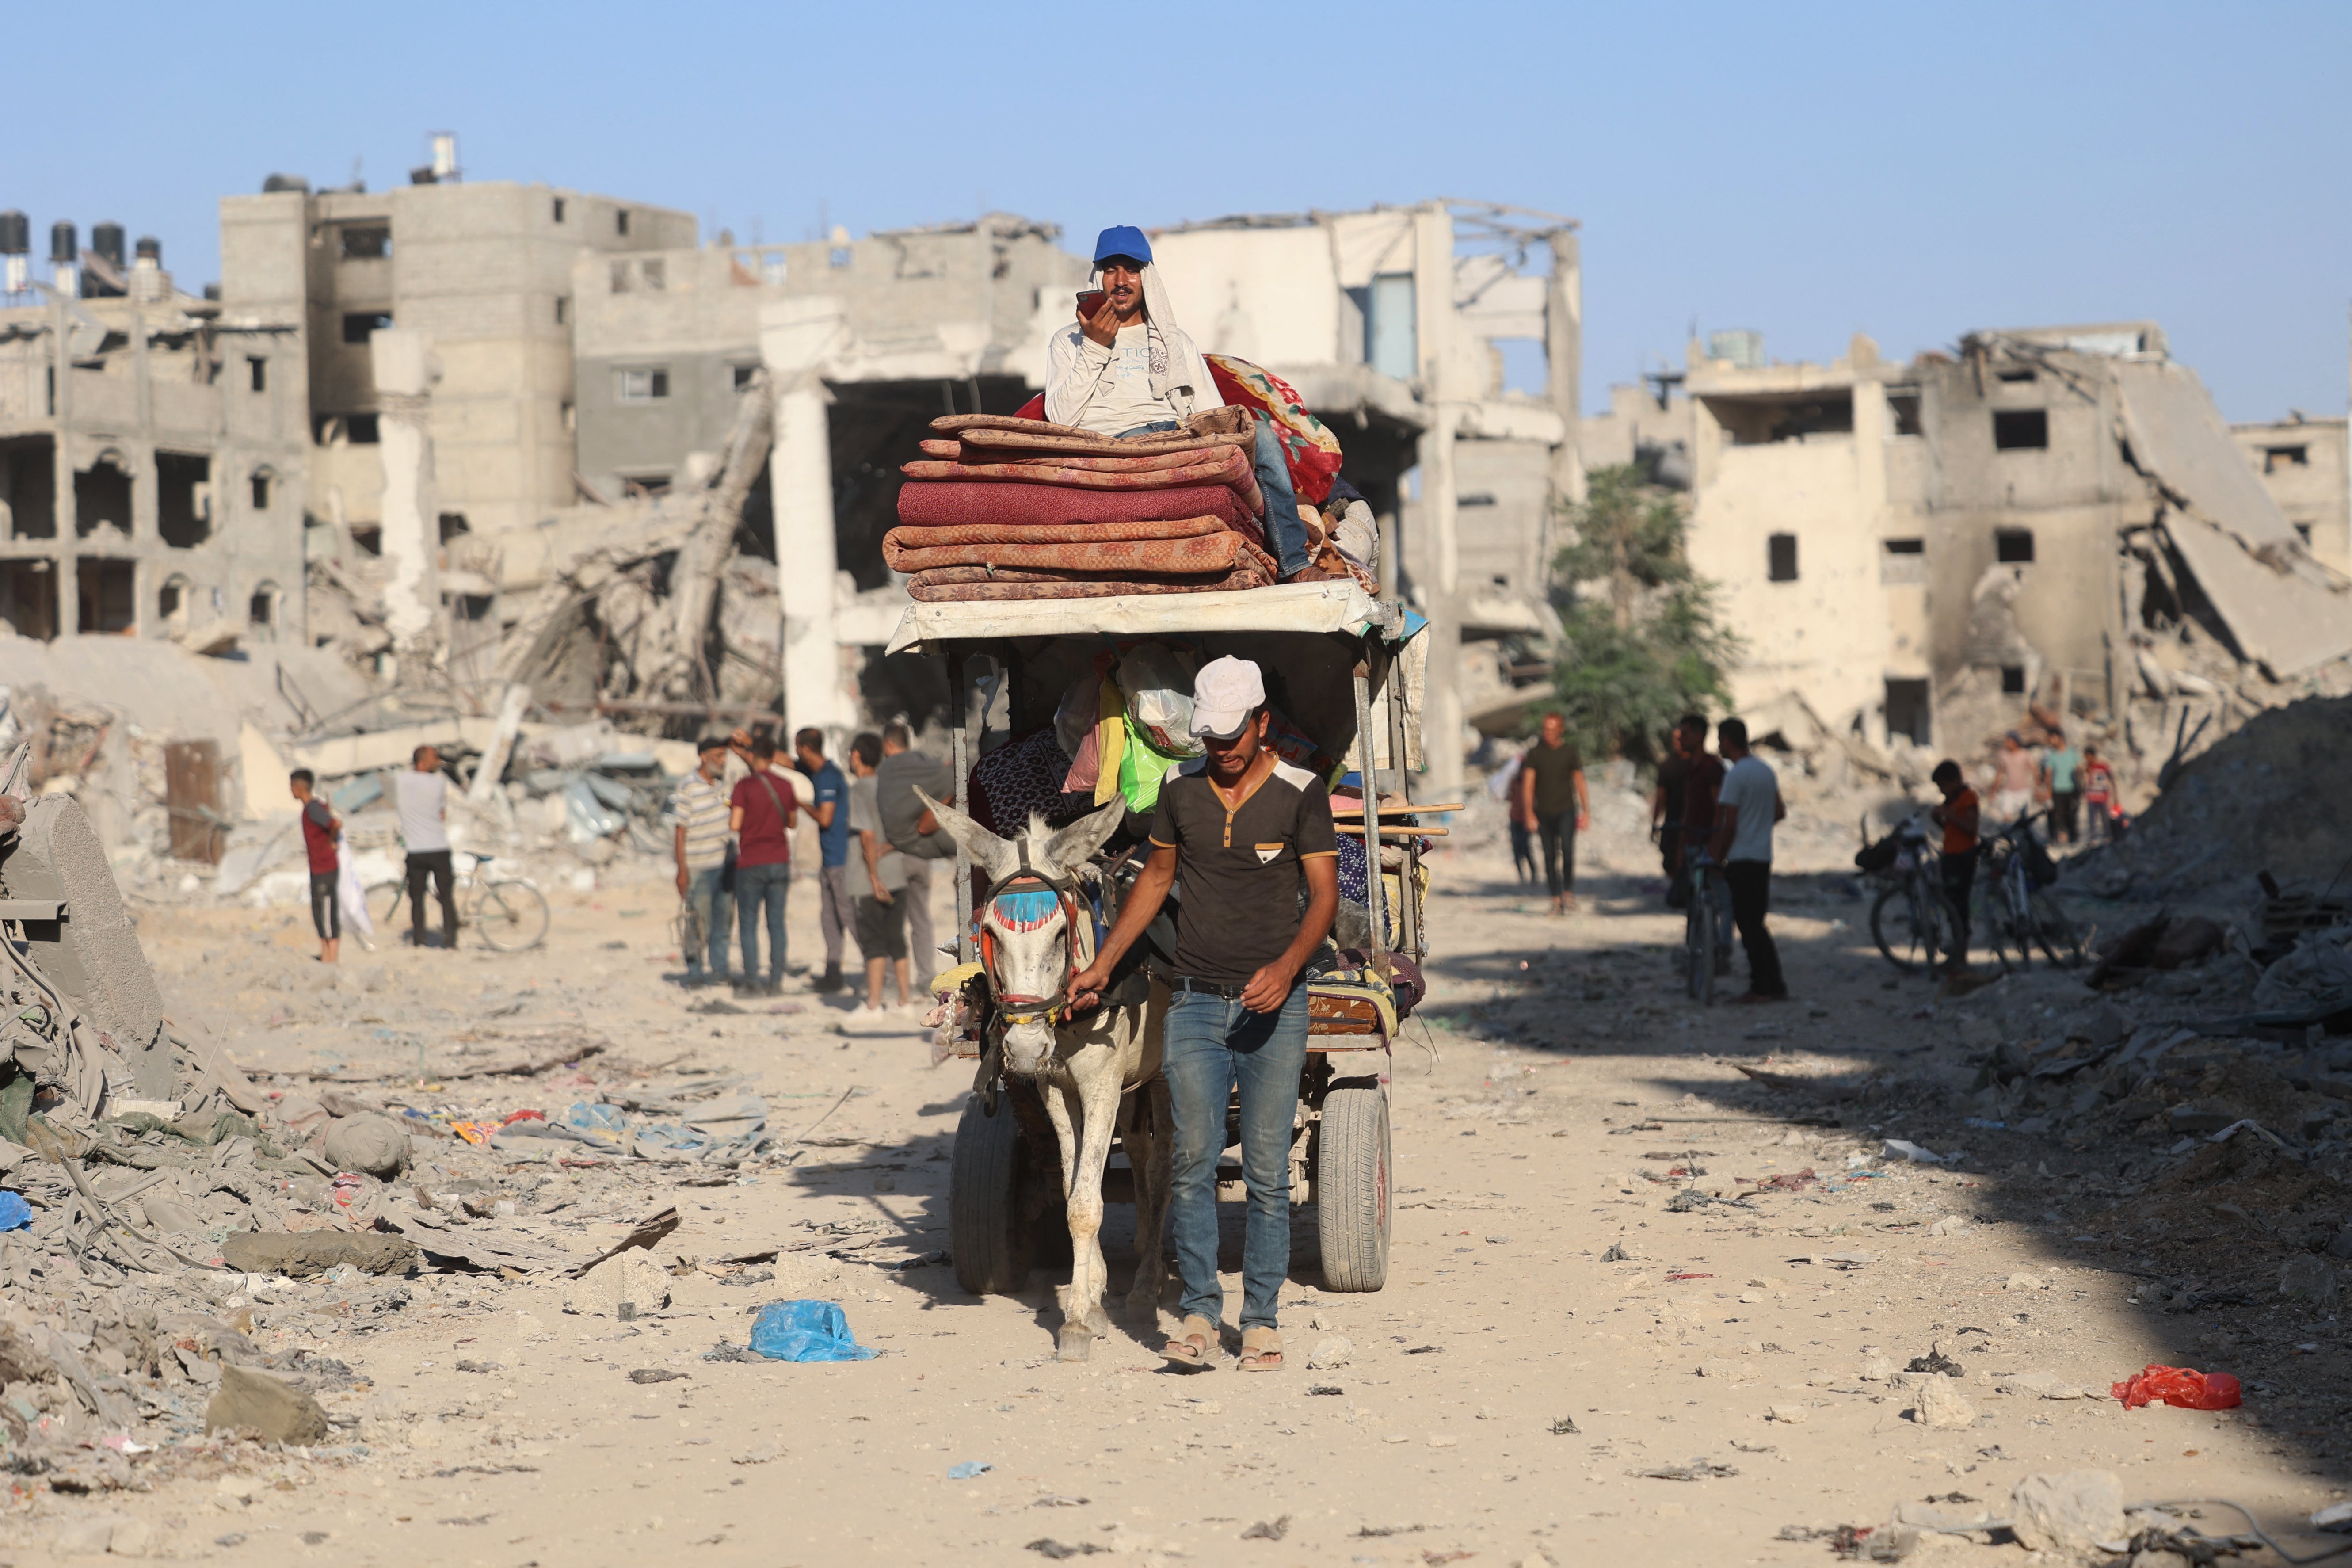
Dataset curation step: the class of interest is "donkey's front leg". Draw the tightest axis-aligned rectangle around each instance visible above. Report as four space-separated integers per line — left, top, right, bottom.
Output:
1055 1062 1122 1361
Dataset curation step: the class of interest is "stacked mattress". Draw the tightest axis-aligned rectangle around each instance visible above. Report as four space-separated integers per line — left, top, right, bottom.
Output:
887 414 1278 602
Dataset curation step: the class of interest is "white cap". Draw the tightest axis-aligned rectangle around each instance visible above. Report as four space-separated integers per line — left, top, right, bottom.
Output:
1187 656 1265 741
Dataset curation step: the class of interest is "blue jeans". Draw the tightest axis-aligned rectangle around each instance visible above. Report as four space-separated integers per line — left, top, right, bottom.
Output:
683 865 732 980
735 861 789 986
1116 418 1311 578
1163 982 1309 1330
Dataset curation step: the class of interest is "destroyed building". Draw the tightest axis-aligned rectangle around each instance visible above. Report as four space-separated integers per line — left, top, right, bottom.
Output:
2231 409 2348 576
1642 321 2352 769
0 214 309 647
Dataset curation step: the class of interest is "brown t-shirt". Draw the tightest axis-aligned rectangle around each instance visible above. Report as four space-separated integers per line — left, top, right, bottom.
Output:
1524 739 1584 818
1681 754 1725 834
1149 756 1338 985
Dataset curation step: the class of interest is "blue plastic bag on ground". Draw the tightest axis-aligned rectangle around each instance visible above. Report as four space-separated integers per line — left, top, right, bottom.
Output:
748 1299 877 1362
568 1103 627 1136
0 1193 28 1231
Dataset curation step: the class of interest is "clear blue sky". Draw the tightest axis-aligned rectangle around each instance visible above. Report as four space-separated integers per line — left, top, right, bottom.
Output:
12 1 2345 421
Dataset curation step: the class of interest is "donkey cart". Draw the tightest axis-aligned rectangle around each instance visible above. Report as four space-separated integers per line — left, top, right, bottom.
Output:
891 580 1429 1312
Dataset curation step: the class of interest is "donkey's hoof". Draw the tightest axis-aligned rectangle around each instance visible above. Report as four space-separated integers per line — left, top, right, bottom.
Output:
1056 1324 1095 1362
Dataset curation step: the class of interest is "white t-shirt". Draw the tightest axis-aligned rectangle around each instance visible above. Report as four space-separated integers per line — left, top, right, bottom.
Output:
1070 325 1179 436
393 769 451 854
1715 754 1779 865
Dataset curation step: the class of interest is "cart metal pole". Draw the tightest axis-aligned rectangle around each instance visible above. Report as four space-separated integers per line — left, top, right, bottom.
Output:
1351 652 1389 974
951 649 975 965
1379 633 1423 961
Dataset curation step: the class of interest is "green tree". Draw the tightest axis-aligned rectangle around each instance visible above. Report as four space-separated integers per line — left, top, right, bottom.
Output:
1543 465 1738 762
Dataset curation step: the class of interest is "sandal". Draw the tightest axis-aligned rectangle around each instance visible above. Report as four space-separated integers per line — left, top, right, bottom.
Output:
1237 1326 1283 1372
1162 1315 1216 1367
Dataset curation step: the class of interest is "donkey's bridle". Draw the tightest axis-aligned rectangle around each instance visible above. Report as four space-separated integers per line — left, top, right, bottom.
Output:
978 839 1093 1031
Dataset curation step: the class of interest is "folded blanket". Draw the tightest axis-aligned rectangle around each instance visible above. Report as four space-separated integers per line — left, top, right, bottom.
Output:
884 529 1273 578
905 563 1273 602
956 425 1252 461
930 413 1094 439
900 449 1263 514
886 514 1230 550
896 480 1259 535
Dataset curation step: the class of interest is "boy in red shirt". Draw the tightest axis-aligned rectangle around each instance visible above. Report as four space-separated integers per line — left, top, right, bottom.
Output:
1929 760 1981 969
729 735 799 996
290 769 341 964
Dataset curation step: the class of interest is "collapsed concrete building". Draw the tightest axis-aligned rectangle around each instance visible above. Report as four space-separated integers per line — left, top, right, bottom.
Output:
1585 322 2352 776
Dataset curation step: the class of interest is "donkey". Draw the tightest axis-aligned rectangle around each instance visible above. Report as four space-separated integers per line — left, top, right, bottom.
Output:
918 789 1173 1361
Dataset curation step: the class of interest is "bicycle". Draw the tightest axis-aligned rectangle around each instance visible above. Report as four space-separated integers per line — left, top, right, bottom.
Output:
362 852 551 953
1976 810 2086 973
1864 813 1958 978
1682 851 1734 1004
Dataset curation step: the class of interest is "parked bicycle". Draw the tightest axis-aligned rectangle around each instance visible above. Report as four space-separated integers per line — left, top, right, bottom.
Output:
1976 810 2085 972
1862 813 1957 978
1682 850 1734 1004
363 852 551 953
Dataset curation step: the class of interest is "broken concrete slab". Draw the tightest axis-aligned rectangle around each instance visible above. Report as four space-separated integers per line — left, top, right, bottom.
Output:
2009 1469 2126 1554
205 1363 329 1445
219 1230 420 1278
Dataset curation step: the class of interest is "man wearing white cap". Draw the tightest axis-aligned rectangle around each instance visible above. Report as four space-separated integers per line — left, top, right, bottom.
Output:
1067 656 1338 1372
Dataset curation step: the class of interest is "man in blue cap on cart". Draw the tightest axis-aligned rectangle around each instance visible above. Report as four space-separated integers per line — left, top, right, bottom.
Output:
1043 225 1313 580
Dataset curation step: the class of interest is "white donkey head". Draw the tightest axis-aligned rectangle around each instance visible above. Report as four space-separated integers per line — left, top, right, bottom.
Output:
915 790 1127 1074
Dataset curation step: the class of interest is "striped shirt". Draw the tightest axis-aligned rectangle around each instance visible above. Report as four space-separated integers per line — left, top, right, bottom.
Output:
670 772 733 872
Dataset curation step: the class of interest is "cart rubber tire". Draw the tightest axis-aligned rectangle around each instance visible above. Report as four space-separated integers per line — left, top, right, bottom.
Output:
1316 1084 1391 1293
950 1095 1032 1295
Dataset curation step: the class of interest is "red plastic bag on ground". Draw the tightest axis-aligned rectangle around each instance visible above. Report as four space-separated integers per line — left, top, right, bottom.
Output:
2111 1364 2242 1410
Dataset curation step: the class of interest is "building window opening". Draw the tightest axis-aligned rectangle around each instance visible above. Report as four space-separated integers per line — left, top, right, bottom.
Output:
616 208 630 237
1880 537 1926 584
314 413 381 446
1456 492 1497 508
1364 273 1416 381
77 557 136 634
615 368 670 402
732 364 758 391
1995 527 2035 563
1766 532 1799 582
640 259 665 291
1 435 57 539
74 456 134 540
1883 678 1931 746
1706 391 1855 446
0 560 59 640
248 581 278 639
2264 445 2309 472
153 453 210 547
159 573 189 622
1887 389 1923 437
247 356 267 393
552 197 567 224
244 468 269 510
610 260 633 293
1995 368 2037 384
340 226 390 261
351 525 382 556
438 511 470 543
619 473 671 499
1993 409 2048 450
342 311 393 345
554 294 569 325
2000 665 2028 694
2293 521 2312 545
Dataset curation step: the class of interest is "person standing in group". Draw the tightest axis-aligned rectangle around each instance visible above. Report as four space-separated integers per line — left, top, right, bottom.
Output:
876 722 955 991
393 746 459 951
1653 716 1699 908
1930 759 1982 969
1066 657 1338 1373
670 736 734 987
290 769 340 965
729 736 797 997
2041 728 2084 845
1501 747 1537 886
1990 732 2036 824
1708 718 1788 1003
846 733 911 1017
795 728 852 994
1517 713 1590 915
2081 741 2119 843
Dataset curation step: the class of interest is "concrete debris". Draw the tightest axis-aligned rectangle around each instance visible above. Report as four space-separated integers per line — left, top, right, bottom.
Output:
321 1113 411 1179
203 1365 330 1446
217 1231 420 1279
1912 1376 1977 1430
2007 1469 2127 1555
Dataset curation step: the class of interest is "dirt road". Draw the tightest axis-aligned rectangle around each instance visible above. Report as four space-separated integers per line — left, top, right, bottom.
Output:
5 805 2346 1565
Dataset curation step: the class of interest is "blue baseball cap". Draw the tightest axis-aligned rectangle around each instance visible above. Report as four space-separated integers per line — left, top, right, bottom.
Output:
1093 225 1153 267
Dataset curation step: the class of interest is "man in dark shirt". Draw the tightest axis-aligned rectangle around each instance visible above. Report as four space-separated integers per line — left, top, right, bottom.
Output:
795 728 851 993
1068 656 1337 1373
1517 713 1590 915
876 723 955 991
1652 716 1700 908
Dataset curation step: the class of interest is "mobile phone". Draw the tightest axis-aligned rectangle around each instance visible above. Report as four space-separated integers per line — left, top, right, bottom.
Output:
1076 289 1108 316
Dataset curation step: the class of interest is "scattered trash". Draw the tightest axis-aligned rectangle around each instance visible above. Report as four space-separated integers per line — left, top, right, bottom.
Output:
1880 1139 1957 1164
948 1460 995 1479
1906 1348 1963 1377
1549 1416 1579 1434
1025 1538 1109 1559
1032 1495 1088 1508
1600 1243 1631 1262
1239 1515 1291 1541
2312 1500 2352 1533
0 1192 31 1231
1634 1458 1739 1480
1307 1385 1344 1396
2110 1365 2242 1410
627 1368 688 1384
748 1300 878 1362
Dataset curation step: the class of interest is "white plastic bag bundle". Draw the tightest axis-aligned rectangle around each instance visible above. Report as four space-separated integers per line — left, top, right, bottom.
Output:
337 850 374 937
1119 643 1202 759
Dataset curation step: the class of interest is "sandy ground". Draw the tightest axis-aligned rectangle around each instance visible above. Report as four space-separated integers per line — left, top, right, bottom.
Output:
4 800 2348 1567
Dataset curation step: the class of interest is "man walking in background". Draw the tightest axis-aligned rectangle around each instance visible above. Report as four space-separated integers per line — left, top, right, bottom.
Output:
1991 732 2036 824
729 736 797 997
671 736 734 987
394 745 458 951
846 733 912 1018
1708 717 1787 1003
876 722 954 990
796 728 851 994
1653 715 1700 908
2041 728 2083 844
1518 712 1590 915
291 769 340 965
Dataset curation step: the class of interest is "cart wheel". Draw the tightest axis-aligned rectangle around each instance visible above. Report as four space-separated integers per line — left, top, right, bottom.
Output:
950 1095 1032 1295
1316 1083 1391 1292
